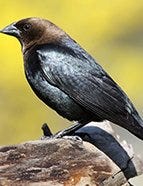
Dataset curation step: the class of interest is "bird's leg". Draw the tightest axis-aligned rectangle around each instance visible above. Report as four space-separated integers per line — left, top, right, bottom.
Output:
41 122 86 140
53 122 85 138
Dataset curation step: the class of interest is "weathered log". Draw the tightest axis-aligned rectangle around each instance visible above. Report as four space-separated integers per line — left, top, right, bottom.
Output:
0 121 142 186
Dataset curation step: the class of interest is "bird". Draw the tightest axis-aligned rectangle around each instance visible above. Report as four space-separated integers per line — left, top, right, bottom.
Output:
0 17 143 140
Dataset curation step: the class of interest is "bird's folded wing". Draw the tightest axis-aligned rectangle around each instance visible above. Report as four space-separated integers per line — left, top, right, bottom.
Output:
37 44 133 122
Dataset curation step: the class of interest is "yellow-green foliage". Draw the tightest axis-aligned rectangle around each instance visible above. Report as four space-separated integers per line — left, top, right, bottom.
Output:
0 0 143 145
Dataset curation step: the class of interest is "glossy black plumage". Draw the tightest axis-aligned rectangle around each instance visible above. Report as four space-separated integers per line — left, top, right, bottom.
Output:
1 17 143 140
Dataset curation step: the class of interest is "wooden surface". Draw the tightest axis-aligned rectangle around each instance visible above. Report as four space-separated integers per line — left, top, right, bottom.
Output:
0 121 142 186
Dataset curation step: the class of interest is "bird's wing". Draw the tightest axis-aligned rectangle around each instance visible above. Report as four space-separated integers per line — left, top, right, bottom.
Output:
37 43 135 123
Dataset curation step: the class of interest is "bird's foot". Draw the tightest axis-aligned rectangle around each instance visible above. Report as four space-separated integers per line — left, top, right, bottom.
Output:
41 123 83 142
62 135 83 142
53 122 85 138
52 129 83 142
74 132 92 142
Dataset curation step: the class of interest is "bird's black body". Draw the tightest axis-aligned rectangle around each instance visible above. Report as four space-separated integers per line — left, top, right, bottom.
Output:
24 38 143 139
1 17 143 140
24 43 96 124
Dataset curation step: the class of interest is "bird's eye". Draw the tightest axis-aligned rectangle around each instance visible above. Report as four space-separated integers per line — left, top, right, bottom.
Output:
23 23 31 31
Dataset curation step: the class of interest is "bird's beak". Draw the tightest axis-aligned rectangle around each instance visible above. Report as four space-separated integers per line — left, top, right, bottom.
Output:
0 23 20 38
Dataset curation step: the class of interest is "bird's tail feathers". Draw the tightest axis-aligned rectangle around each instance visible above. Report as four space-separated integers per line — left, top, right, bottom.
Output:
128 114 143 140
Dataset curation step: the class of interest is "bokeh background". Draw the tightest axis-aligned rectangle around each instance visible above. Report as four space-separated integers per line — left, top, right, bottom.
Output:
0 0 143 184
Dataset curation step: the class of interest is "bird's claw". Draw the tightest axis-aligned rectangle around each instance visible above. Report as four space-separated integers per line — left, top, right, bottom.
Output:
62 135 83 142
41 123 83 142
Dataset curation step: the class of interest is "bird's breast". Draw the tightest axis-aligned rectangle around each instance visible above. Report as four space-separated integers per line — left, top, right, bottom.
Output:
24 56 90 122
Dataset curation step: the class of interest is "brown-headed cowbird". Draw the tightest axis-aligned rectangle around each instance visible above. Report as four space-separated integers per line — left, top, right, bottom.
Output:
1 17 143 139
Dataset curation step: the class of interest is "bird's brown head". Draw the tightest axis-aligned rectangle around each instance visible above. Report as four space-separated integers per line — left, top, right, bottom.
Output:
0 17 65 52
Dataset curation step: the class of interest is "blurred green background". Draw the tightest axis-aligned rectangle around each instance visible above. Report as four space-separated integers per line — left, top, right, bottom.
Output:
0 0 143 184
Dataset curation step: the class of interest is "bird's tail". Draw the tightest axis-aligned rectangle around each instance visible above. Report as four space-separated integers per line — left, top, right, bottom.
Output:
120 114 143 140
